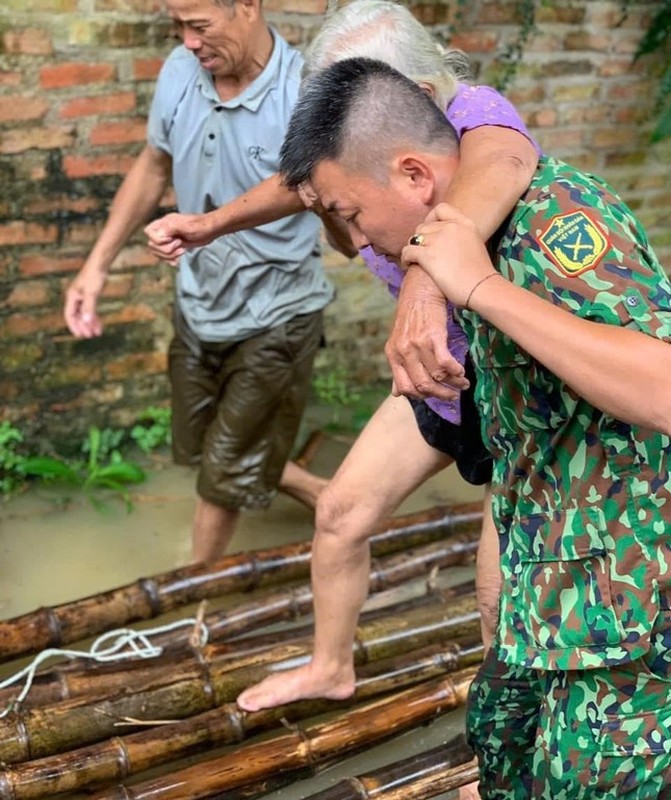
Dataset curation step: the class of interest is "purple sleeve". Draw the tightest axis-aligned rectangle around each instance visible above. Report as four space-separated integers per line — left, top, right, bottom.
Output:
447 84 543 156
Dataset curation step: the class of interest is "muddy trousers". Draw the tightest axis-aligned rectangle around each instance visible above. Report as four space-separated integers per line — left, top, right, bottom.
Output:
467 645 671 799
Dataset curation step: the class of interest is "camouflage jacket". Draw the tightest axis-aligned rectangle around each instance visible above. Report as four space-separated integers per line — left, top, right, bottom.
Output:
459 157 671 671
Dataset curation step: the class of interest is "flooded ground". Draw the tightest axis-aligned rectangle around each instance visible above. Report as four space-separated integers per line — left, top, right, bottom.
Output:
0 420 484 799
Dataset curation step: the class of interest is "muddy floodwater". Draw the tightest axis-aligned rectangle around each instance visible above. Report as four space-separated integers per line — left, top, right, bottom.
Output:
0 427 484 799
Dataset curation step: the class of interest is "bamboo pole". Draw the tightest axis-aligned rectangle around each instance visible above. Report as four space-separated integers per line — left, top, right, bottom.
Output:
144 537 479 652
371 759 480 800
0 595 480 764
0 542 477 712
298 735 475 800
0 641 483 799
88 669 478 800
0 502 482 664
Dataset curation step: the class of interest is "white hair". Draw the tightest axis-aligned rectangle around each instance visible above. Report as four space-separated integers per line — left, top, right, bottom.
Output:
303 0 472 110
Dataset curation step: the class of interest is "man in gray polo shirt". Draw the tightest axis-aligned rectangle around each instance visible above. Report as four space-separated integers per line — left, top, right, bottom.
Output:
63 0 335 563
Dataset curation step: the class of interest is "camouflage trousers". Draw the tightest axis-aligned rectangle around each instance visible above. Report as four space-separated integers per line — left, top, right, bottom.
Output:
467 615 671 799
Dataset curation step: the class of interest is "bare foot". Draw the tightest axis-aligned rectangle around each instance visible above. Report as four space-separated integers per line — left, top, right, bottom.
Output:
278 460 328 510
459 781 481 799
236 662 355 712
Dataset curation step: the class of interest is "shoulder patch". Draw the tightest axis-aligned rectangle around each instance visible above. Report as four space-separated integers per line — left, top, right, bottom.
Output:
538 210 610 277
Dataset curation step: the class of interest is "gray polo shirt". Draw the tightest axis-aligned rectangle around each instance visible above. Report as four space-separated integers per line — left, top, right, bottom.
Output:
147 32 334 342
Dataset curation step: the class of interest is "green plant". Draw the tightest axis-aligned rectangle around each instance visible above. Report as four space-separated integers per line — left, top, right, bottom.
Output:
491 0 540 92
81 426 126 462
130 406 172 454
312 363 367 432
0 421 28 498
632 0 671 141
21 426 146 512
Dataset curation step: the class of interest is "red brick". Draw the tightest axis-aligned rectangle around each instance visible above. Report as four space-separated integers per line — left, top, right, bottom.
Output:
563 31 612 52
524 34 563 54
5 0 76 10
106 351 166 380
59 92 137 119
564 152 603 174
2 27 53 55
20 254 84 276
477 3 519 24
63 153 136 178
0 126 75 155
535 128 586 152
527 108 558 127
3 280 50 308
1 311 66 337
104 304 157 326
0 71 22 87
112 244 160 269
613 106 648 124
598 58 641 78
264 0 325 11
592 127 645 149
137 273 172 295
0 95 49 123
90 119 146 146
450 30 499 53
133 57 164 81
100 274 134 298
39 62 116 90
567 106 611 125
607 81 654 103
0 222 58 247
64 221 105 245
95 0 163 11
536 5 585 24
25 196 101 216
506 85 546 105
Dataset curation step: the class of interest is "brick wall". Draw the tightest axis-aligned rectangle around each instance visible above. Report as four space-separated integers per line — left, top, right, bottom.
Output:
0 0 669 445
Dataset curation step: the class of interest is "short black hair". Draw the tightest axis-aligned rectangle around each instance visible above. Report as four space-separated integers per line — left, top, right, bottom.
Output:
279 57 457 188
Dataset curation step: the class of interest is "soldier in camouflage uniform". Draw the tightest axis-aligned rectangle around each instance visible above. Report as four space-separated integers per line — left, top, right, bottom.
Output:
278 58 671 798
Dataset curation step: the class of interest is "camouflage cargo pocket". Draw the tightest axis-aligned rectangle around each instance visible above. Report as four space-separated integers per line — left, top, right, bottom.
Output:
501 504 657 668
597 709 671 757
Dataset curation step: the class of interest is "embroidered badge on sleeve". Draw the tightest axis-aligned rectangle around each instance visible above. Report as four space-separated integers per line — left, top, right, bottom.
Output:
538 210 610 277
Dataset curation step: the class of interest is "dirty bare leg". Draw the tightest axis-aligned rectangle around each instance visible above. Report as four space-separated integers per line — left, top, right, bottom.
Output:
191 496 240 565
278 460 328 510
236 394 451 711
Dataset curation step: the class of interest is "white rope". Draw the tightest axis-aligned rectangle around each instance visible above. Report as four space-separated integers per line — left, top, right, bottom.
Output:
0 614 209 718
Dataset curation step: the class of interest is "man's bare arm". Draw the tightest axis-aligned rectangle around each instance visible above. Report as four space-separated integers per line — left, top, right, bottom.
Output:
64 144 172 338
145 173 305 261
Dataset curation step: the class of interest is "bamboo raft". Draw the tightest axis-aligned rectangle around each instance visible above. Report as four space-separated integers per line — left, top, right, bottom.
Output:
0 500 484 799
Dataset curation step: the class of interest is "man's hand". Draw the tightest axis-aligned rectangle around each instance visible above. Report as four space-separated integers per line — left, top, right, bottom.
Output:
401 204 496 309
385 265 469 401
64 267 106 338
144 212 217 264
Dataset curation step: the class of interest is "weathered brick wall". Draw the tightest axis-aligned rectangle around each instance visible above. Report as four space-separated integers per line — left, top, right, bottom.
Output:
1 0 669 445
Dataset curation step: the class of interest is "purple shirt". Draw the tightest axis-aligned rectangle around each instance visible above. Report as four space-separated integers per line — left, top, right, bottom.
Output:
362 84 542 423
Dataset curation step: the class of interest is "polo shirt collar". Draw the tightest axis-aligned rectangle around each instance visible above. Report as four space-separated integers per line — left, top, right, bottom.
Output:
196 28 284 111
